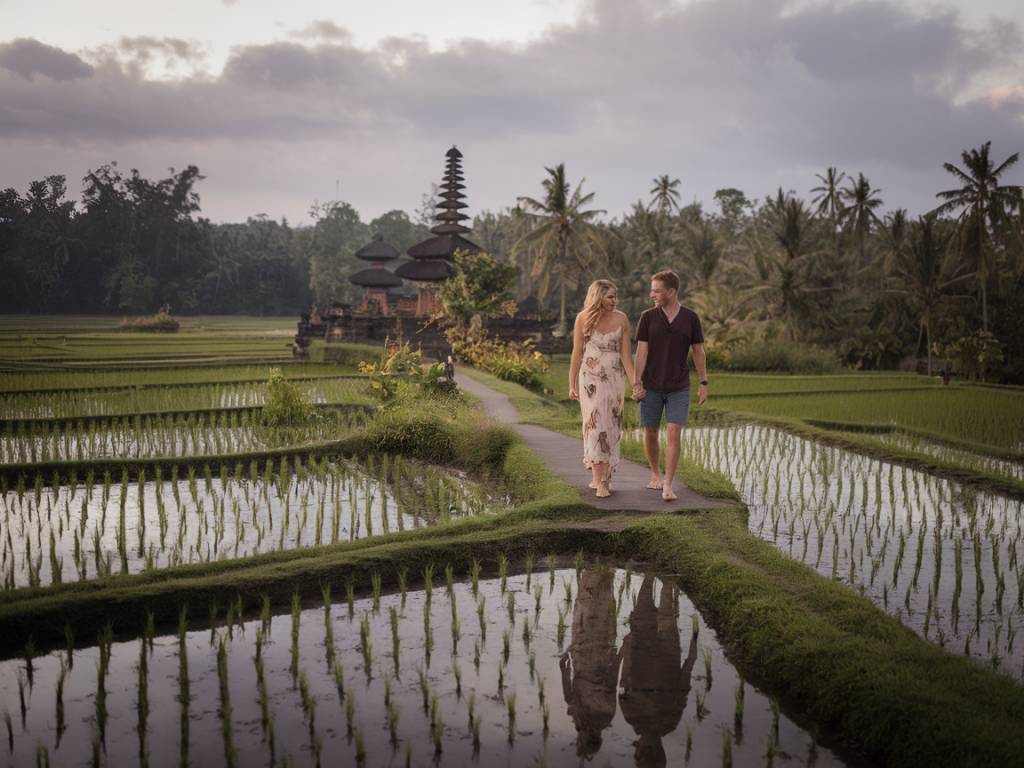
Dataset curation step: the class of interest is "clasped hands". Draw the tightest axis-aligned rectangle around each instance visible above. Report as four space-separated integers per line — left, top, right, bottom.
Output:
631 382 645 401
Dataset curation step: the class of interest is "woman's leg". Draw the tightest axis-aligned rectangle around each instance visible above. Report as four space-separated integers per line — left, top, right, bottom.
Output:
593 461 611 496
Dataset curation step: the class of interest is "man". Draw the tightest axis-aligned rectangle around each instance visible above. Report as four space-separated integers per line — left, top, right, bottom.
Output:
632 270 708 501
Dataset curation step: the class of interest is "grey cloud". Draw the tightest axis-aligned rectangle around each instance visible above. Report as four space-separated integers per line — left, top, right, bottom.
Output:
0 0 1021 221
0 38 93 81
290 20 352 43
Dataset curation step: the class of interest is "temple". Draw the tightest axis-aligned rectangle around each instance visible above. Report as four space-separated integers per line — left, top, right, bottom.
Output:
294 145 563 357
396 146 483 315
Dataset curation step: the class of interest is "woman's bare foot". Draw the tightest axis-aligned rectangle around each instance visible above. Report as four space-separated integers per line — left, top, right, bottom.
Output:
661 484 677 501
596 481 611 498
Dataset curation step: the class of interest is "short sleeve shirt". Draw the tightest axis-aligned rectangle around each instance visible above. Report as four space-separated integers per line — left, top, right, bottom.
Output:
635 305 704 392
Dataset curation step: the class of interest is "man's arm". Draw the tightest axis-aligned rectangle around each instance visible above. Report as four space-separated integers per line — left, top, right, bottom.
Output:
692 343 707 405
633 340 648 399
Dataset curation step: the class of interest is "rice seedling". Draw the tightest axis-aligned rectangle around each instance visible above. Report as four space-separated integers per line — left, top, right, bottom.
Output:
444 562 455 596
502 629 511 664
137 638 150 767
290 588 301 681
417 666 430 712
470 559 481 597
387 699 401 746
423 563 434 605
547 554 556 594
354 726 366 766
371 571 382 613
389 605 401 675
524 551 535 590
345 690 356 737
216 637 237 768
734 677 745 743
702 646 714 690
506 690 517 742
477 596 487 641
397 567 408 607
721 727 733 767
556 607 567 650
345 576 355 620
54 661 66 747
359 613 374 682
178 606 191 768
507 590 516 624
452 661 463 698
498 553 508 594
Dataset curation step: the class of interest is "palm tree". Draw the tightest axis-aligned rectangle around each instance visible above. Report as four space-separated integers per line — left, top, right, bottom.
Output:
887 216 973 374
840 173 884 287
810 167 846 255
679 217 722 293
649 175 681 217
934 141 1021 330
515 164 606 336
748 191 830 340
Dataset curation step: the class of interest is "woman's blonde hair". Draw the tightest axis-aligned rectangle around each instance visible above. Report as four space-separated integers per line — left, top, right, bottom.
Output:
580 279 617 338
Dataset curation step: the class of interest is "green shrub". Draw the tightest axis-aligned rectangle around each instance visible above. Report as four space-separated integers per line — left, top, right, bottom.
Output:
118 306 180 333
362 407 458 464
260 368 315 427
721 340 841 373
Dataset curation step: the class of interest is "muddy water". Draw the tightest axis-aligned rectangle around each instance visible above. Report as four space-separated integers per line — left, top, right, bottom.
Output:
0 568 849 767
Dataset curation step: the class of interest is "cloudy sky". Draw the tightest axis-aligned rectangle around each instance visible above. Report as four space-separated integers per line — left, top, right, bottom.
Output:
2 0 1022 224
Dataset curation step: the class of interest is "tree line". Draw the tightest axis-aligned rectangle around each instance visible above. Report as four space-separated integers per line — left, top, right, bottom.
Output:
1 143 1021 378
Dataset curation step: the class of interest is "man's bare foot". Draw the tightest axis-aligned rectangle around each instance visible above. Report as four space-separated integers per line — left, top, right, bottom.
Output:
662 484 677 501
647 478 662 490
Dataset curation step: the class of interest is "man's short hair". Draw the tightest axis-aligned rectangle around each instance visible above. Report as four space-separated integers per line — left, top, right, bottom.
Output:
651 270 680 293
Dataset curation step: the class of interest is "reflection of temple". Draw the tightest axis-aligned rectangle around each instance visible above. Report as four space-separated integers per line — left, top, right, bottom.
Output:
293 145 569 357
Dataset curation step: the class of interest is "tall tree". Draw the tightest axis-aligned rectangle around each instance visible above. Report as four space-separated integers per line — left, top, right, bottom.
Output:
648 174 681 217
886 215 972 374
840 172 884 288
515 164 606 336
934 141 1022 330
810 167 847 259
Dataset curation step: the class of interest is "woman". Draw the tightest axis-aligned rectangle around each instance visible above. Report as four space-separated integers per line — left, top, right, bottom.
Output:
569 280 635 497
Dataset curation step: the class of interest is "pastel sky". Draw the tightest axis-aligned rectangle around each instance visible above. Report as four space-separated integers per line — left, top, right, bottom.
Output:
2 0 1022 223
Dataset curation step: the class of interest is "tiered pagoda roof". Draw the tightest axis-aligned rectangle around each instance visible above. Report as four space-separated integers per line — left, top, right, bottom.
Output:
349 233 403 288
396 146 482 283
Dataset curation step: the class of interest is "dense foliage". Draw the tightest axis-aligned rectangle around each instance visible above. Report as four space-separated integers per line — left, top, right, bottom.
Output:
2 142 1021 379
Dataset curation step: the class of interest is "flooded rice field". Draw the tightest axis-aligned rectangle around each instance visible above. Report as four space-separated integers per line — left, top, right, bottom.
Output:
0 456 504 588
0 567 848 767
652 424 1024 680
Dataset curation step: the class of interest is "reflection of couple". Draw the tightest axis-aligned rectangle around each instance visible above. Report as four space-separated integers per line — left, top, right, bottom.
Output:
568 270 708 501
560 570 699 766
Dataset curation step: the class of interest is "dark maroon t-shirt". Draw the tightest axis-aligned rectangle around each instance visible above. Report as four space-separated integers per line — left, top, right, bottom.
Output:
636 305 704 392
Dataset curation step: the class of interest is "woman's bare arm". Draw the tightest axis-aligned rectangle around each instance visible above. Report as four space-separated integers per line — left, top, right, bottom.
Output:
568 314 585 399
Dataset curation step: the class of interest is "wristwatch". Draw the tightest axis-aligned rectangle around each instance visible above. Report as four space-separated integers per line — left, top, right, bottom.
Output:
699 379 708 386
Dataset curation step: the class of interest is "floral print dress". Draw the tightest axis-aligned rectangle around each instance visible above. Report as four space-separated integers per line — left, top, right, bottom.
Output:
579 326 625 472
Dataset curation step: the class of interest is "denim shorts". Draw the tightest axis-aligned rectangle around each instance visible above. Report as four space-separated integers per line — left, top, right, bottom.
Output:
639 388 691 427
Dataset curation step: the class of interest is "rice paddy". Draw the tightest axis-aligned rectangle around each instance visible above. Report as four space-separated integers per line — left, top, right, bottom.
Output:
0 454 504 588
0 377 371 421
625 424 1024 680
0 566 845 767
0 408 369 463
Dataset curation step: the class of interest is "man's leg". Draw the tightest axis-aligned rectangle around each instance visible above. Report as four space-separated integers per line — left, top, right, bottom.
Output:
643 426 662 487
662 422 683 499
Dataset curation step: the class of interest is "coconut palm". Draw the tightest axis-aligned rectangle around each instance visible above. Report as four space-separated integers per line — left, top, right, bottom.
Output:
840 173 884 287
934 141 1022 330
515 164 607 336
887 216 973 374
679 217 722 294
810 167 847 256
649 175 682 217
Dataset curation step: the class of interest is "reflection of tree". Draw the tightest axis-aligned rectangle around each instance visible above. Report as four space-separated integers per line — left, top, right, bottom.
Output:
560 568 618 757
619 575 699 768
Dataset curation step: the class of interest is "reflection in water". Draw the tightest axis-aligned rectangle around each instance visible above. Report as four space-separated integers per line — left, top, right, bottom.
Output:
561 568 619 757
562 570 698 767
620 575 698 767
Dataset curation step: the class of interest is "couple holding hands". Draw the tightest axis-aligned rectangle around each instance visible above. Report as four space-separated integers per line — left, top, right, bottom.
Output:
568 270 708 500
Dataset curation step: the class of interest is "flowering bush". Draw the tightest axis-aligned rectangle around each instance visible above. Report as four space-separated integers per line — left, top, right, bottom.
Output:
358 338 453 404
447 327 549 392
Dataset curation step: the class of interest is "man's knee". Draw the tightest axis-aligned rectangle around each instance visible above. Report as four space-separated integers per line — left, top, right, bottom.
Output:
643 426 660 439
666 423 683 441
